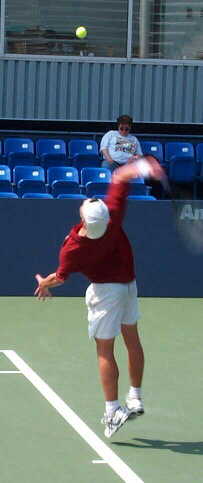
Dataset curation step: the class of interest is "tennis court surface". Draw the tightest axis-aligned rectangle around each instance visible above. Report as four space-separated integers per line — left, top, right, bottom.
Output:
0 296 202 483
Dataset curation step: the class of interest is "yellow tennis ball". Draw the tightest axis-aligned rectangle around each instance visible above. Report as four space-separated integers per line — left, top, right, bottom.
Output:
76 26 87 39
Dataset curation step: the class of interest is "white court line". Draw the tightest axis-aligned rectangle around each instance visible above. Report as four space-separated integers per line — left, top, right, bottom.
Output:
0 352 21 373
3 350 144 483
0 370 21 373
92 459 107 464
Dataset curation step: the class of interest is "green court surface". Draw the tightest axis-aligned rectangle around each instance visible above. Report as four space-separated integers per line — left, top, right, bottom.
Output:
0 297 202 483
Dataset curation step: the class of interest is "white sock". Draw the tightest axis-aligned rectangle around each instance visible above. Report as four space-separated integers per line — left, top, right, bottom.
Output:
128 386 142 399
105 400 120 416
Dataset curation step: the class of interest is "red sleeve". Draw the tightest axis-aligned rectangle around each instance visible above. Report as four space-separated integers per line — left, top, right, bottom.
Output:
56 243 79 282
105 181 129 225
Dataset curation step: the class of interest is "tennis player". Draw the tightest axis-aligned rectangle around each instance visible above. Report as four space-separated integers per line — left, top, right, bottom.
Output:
35 156 165 438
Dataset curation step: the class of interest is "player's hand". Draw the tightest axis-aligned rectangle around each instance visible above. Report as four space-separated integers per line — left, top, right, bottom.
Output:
127 155 140 163
112 162 141 183
34 285 52 301
112 155 167 184
34 274 52 301
143 155 166 181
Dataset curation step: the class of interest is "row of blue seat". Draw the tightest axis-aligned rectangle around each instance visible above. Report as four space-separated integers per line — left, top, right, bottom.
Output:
0 165 111 184
0 137 202 199
0 192 156 200
0 138 101 172
1 160 202 199
0 165 152 198
0 138 99 157
3 153 101 172
2 139 203 188
1 137 203 165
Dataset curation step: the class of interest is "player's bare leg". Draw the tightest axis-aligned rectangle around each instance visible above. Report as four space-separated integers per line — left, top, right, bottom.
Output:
95 337 129 437
121 324 144 387
121 323 145 416
95 337 118 401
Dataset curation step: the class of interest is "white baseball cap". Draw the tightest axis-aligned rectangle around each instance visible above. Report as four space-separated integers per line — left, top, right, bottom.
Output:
81 198 110 239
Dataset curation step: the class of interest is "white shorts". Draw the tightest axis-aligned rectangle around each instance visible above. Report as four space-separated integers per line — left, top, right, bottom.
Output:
85 280 140 339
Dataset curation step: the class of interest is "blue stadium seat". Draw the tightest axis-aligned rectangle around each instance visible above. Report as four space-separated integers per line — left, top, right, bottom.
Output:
165 142 194 162
85 182 110 198
198 162 203 180
95 134 103 146
13 166 46 197
169 157 197 197
129 183 150 196
81 167 111 195
57 194 86 199
169 157 197 183
40 153 67 171
141 141 163 163
196 143 203 162
7 152 37 171
130 177 145 184
17 180 46 197
36 139 66 158
69 139 98 157
13 165 45 185
51 181 80 197
72 154 100 178
47 166 79 197
128 195 157 200
81 167 111 192
0 192 18 198
47 166 79 186
0 140 3 156
4 138 34 156
0 165 12 192
22 193 54 199
196 143 203 175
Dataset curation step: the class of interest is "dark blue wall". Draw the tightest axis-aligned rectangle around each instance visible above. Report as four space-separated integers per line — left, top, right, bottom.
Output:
1 199 202 297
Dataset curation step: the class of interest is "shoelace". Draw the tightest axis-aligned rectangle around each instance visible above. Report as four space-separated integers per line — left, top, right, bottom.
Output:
102 408 124 426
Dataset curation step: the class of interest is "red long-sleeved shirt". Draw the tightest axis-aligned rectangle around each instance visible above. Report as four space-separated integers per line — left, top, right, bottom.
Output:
56 181 135 283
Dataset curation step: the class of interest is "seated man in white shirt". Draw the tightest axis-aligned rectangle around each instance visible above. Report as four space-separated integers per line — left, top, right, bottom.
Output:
100 114 143 172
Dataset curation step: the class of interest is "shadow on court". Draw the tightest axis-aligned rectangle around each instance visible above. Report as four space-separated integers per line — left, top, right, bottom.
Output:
112 438 203 455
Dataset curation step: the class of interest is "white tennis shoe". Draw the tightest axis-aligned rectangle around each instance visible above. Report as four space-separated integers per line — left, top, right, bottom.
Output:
101 406 130 438
125 395 144 418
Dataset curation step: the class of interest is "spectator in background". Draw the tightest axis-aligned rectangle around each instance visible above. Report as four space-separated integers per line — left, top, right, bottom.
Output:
100 115 143 172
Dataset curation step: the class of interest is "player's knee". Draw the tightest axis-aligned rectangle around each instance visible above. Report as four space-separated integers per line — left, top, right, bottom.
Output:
121 323 142 347
95 337 115 358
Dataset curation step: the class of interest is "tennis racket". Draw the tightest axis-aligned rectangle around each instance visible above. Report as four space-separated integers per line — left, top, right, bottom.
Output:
138 155 203 254
145 155 203 254
169 196 203 255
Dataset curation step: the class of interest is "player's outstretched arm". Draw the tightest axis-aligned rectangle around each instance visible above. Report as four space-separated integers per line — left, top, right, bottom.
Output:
112 155 165 185
105 155 167 226
105 155 166 225
34 273 63 300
